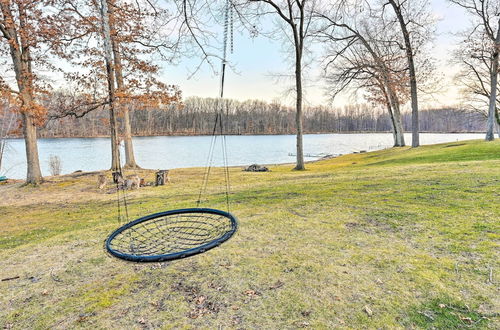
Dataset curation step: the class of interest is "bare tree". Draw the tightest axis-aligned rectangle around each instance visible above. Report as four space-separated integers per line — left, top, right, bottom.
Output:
455 29 500 136
450 0 500 141
316 3 407 146
233 0 319 170
451 0 500 139
384 0 434 147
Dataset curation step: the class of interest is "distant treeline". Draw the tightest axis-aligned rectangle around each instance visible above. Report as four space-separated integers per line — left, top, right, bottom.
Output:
36 97 486 138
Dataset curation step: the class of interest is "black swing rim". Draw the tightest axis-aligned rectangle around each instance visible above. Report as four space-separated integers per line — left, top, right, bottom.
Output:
105 208 238 262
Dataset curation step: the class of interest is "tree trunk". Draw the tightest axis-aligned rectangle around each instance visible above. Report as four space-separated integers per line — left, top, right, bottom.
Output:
294 53 305 170
381 75 405 146
389 0 419 147
122 105 138 168
1 2 43 184
408 55 419 147
391 100 405 147
292 16 305 171
109 4 139 168
381 85 400 146
100 0 121 171
486 22 500 141
387 88 405 147
21 111 43 183
495 107 500 138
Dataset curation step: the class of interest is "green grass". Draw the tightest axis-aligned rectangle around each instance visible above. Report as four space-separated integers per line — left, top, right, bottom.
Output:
406 297 494 329
0 139 499 329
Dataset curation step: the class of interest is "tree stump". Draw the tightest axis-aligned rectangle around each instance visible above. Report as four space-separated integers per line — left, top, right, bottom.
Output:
155 170 169 186
112 171 123 184
97 174 108 190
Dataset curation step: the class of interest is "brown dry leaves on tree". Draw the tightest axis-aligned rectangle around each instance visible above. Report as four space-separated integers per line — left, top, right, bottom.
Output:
0 0 77 182
50 0 182 119
0 0 58 126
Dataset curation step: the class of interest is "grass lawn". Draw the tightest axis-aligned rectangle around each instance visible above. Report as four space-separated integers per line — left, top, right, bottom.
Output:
0 139 499 329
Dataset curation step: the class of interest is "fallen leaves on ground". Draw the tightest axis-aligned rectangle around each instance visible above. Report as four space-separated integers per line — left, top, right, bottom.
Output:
364 305 373 317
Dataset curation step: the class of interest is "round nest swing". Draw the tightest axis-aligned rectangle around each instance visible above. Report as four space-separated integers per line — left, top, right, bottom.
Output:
106 208 238 262
105 0 238 263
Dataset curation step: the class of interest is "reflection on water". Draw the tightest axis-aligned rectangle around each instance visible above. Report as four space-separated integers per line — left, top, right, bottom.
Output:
1 133 484 179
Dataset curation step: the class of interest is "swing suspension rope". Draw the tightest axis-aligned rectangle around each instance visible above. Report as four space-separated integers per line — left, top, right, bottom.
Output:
197 0 234 211
115 171 129 224
106 0 237 262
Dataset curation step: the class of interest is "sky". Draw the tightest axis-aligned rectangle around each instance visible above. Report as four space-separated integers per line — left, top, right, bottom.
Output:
160 0 470 109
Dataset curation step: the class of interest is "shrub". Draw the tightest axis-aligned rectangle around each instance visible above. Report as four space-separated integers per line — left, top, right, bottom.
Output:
49 155 62 176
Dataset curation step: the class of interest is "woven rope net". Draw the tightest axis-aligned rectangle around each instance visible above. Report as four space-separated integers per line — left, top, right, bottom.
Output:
106 209 237 262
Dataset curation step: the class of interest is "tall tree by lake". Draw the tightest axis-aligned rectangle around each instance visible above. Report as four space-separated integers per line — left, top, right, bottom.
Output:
317 2 408 146
107 0 182 168
99 0 121 171
234 0 319 170
385 0 435 147
52 0 182 171
450 0 500 140
454 27 500 137
0 0 61 183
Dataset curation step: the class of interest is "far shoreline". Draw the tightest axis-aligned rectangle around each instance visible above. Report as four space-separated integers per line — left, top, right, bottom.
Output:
3 131 487 140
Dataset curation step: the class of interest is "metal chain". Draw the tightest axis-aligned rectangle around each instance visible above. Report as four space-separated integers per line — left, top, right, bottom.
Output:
197 0 233 211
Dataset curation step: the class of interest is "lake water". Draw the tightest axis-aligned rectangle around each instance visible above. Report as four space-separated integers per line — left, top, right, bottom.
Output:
1 133 485 179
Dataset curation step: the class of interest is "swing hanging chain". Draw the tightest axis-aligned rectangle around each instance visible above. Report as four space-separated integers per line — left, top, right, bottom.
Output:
197 113 220 206
218 0 232 212
122 178 130 223
197 0 233 211
221 118 231 212
114 155 131 225
116 176 122 223
230 3 234 54
223 0 233 211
